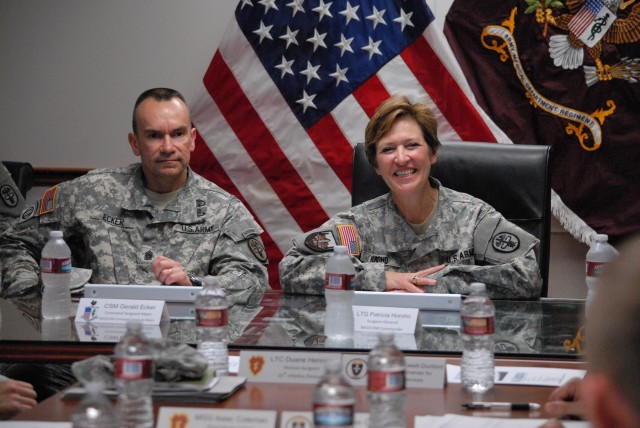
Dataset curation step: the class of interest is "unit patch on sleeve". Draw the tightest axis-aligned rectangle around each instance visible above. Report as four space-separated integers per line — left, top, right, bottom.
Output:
304 230 336 253
0 184 18 208
39 186 59 215
20 201 40 222
248 237 268 264
336 224 360 257
492 232 520 253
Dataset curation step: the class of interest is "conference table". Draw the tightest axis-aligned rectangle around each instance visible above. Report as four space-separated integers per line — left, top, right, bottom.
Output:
1 289 587 425
0 290 585 361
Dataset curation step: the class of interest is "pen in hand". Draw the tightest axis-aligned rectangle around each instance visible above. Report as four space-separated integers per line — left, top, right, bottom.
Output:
462 402 541 411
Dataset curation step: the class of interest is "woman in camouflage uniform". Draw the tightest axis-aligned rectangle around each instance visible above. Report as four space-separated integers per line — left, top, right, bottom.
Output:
279 95 541 299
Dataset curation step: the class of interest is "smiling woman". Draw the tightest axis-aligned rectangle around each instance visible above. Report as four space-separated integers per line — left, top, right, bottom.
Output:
279 94 543 300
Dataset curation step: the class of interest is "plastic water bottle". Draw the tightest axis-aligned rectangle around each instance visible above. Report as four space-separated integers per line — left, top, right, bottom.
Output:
324 246 355 340
367 332 406 428
114 320 154 428
71 381 118 428
41 230 73 319
313 359 355 427
461 282 495 393
585 234 618 311
195 275 229 376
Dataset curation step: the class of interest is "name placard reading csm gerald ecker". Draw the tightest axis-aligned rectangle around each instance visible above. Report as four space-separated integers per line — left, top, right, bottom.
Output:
74 298 169 325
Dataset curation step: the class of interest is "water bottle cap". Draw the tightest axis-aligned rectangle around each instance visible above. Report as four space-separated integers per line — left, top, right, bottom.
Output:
470 282 486 292
126 320 143 330
378 331 394 342
326 359 342 373
203 275 220 287
50 230 63 239
334 246 347 254
595 234 608 242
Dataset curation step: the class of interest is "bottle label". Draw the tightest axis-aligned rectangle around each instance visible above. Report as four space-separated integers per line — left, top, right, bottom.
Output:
195 308 228 327
367 368 405 393
313 402 354 426
115 357 153 380
325 273 355 291
40 257 72 274
586 261 608 278
461 315 495 335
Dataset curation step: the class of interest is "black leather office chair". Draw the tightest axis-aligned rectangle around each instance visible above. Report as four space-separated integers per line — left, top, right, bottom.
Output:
2 161 34 198
351 142 553 297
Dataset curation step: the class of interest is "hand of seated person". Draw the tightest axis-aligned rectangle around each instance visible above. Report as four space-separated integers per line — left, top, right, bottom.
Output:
544 377 586 420
384 264 445 293
0 379 38 420
151 255 192 286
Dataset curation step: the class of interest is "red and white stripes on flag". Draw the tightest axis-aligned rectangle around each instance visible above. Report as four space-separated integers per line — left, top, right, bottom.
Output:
189 0 512 288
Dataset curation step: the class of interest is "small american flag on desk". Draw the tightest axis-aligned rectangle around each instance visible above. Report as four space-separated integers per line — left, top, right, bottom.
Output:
190 0 511 288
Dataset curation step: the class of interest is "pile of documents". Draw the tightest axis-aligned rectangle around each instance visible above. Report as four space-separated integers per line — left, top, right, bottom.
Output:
63 373 246 404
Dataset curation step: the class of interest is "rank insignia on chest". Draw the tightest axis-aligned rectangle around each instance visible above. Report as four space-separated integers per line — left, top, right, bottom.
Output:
304 230 336 253
144 250 153 260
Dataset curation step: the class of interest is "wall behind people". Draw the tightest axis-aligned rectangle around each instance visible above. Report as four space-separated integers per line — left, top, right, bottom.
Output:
0 0 234 167
0 0 447 168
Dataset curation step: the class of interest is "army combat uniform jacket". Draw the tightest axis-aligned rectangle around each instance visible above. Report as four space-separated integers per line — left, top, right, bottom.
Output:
0 164 268 303
279 179 542 299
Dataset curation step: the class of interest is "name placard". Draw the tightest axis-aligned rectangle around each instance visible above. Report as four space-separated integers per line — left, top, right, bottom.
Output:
74 321 166 341
342 354 446 390
352 331 417 350
156 408 276 428
353 305 418 334
280 411 369 428
238 351 341 384
74 298 169 325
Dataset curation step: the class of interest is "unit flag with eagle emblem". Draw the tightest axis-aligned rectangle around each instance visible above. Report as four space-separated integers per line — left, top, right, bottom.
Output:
444 0 640 245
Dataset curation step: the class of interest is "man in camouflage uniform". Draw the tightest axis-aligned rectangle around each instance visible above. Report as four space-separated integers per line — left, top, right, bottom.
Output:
279 95 541 299
0 88 268 303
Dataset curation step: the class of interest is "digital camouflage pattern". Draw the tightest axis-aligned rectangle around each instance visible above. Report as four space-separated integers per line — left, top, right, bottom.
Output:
253 293 547 355
0 162 26 231
0 164 268 301
280 179 541 299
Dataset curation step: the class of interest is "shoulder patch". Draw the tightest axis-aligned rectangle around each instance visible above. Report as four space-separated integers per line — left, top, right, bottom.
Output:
336 224 360 257
20 201 41 222
0 184 19 208
248 237 268 264
39 186 59 215
492 232 520 253
304 230 336 253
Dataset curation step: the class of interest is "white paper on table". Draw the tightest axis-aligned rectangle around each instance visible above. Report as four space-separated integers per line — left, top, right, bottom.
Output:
446 364 587 387
415 413 591 427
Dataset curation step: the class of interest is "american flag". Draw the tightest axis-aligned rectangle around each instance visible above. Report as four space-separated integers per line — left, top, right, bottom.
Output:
567 0 614 48
189 0 512 288
568 0 604 35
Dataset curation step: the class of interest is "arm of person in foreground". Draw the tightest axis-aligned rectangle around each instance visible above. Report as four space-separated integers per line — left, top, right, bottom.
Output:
0 377 38 420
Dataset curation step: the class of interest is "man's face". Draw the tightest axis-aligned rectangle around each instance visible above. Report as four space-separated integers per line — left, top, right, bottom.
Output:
128 97 196 193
